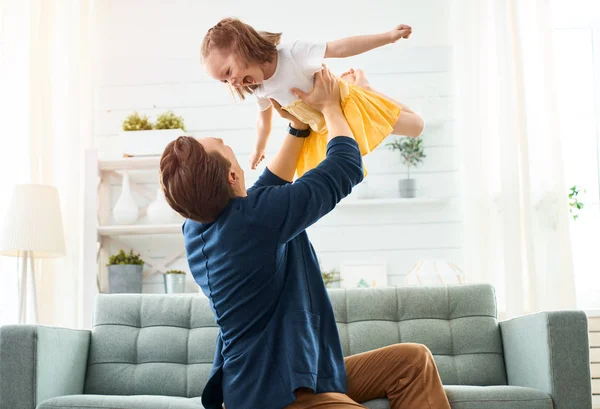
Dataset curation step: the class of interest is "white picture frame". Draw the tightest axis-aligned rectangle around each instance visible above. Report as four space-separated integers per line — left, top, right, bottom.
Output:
340 262 388 288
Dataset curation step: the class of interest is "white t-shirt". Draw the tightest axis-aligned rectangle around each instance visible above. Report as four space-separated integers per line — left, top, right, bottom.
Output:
253 41 327 111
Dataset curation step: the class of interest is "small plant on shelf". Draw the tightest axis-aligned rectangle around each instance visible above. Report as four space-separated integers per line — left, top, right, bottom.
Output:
386 136 426 198
122 112 153 131
568 185 585 221
154 110 186 131
321 268 341 288
386 137 426 180
108 249 144 266
164 269 186 275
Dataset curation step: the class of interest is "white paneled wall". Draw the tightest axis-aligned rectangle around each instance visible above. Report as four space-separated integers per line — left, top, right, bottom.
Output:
92 0 460 291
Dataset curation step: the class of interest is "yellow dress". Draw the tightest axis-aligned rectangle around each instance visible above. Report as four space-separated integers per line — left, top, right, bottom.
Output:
283 79 402 177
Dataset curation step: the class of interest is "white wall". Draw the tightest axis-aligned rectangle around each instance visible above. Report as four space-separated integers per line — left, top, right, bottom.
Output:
92 0 462 291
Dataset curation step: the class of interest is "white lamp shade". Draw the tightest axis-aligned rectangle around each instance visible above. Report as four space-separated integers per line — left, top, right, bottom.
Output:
0 184 66 258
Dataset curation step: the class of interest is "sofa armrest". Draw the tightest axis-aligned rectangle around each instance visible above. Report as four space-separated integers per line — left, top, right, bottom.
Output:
0 325 91 409
500 311 591 409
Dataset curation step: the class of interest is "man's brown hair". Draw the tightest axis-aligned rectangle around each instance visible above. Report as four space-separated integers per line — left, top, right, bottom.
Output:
160 136 232 223
201 17 281 100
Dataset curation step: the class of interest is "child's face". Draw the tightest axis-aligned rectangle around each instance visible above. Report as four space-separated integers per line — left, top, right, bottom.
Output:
204 49 265 88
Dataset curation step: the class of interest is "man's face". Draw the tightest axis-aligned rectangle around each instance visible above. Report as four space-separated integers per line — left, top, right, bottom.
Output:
197 137 245 188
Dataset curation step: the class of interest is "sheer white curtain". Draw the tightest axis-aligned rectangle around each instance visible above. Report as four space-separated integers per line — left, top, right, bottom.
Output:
0 0 31 325
0 0 93 327
452 0 577 317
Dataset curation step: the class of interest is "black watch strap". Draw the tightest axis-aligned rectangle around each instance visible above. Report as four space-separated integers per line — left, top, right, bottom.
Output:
287 123 311 138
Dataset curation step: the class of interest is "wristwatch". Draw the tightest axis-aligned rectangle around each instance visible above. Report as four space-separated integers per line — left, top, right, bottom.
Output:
287 123 311 138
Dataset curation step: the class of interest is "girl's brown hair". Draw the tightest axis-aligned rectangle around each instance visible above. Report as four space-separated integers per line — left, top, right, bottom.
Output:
201 18 281 100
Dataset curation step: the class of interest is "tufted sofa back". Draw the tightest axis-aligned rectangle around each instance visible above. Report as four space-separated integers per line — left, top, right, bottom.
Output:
329 284 507 386
84 295 218 397
84 284 506 397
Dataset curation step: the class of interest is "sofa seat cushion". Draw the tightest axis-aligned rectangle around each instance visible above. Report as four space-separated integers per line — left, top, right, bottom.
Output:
37 395 204 409
361 385 552 409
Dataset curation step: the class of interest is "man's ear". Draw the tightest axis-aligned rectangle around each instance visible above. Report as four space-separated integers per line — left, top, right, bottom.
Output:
228 170 237 185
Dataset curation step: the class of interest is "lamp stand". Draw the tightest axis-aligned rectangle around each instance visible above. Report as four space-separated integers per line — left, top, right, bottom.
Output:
17 250 38 324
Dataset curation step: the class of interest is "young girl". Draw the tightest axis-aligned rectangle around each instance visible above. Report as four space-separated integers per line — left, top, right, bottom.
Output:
201 18 424 176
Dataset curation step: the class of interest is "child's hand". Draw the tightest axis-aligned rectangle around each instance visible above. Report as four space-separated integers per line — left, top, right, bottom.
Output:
389 24 412 43
249 150 265 170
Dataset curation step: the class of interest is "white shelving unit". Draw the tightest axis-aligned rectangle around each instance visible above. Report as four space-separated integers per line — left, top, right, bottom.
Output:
338 197 447 207
98 224 182 236
81 150 187 328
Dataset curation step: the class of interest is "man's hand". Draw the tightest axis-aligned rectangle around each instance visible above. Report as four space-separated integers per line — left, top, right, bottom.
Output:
290 65 341 113
389 24 412 43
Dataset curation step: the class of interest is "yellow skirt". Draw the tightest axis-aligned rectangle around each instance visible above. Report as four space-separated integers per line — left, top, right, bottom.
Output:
283 80 402 178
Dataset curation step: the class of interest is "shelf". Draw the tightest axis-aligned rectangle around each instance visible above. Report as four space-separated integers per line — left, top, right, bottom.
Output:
99 156 161 172
338 197 447 207
98 224 182 236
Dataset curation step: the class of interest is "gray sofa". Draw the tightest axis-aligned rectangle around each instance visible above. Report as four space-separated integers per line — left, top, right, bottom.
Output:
0 284 592 409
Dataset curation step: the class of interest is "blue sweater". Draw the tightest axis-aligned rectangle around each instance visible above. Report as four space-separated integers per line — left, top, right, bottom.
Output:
183 137 364 409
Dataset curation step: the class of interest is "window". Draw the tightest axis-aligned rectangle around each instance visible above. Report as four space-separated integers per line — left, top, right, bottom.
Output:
552 0 600 309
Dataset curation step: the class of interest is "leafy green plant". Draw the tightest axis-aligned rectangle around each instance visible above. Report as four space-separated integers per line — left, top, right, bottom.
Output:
122 112 153 131
108 249 144 266
154 110 186 131
165 269 186 275
321 268 341 288
386 137 426 179
568 185 585 221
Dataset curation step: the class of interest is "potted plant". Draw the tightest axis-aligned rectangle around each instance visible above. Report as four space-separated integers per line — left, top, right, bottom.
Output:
568 185 585 221
386 137 426 198
155 110 186 131
107 250 144 293
163 270 187 294
121 110 186 157
122 112 153 131
321 268 342 288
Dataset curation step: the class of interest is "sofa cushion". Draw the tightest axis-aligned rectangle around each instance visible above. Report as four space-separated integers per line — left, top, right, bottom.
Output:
37 394 204 409
361 386 553 409
85 295 218 397
329 284 507 386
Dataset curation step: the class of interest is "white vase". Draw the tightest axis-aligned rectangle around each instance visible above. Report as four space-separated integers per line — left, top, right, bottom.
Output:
147 187 178 224
113 171 139 224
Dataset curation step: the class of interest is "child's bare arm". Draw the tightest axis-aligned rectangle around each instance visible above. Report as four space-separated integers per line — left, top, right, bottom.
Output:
266 100 308 182
250 106 274 169
325 25 412 59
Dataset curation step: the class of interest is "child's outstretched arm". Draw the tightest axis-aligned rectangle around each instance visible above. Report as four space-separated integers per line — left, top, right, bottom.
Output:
325 25 412 58
250 105 274 169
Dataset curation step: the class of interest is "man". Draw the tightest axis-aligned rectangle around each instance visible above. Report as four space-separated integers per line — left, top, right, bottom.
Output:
159 66 450 409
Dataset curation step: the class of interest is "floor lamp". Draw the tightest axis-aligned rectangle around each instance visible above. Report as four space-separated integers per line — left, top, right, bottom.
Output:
0 184 66 324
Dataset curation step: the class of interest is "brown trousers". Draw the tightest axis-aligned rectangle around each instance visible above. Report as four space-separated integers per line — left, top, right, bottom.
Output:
285 343 451 409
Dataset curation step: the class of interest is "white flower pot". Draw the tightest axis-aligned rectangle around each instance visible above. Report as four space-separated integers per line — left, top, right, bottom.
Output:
121 129 185 157
113 171 139 224
147 187 179 224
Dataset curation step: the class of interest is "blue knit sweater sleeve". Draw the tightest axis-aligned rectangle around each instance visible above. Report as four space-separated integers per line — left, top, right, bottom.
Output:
244 136 363 243
247 167 290 193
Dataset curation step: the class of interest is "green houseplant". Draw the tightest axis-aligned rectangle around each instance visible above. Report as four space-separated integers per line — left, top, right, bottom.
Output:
568 185 585 221
163 269 187 294
107 250 144 293
122 112 153 131
321 268 341 288
386 137 426 198
155 110 186 131
120 110 187 157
